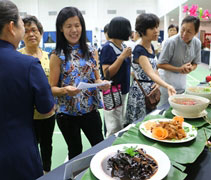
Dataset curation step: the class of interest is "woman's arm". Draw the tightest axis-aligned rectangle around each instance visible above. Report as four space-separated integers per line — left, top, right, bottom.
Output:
139 56 176 95
102 47 132 78
49 54 80 96
49 54 67 96
94 69 110 91
41 104 56 117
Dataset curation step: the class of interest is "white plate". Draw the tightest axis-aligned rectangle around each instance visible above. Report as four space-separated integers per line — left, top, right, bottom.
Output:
171 109 208 119
139 118 197 143
90 144 171 180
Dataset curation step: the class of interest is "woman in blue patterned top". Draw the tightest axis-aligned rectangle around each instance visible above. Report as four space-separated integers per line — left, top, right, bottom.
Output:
50 7 110 160
126 13 176 123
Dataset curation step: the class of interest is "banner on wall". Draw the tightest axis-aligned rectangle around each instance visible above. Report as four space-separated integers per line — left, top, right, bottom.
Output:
42 31 93 52
43 32 56 53
43 32 56 44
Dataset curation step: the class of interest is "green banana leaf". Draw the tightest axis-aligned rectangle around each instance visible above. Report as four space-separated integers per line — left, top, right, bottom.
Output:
81 165 187 180
81 169 96 180
163 165 187 180
81 113 211 180
170 161 186 172
113 121 211 164
164 107 211 128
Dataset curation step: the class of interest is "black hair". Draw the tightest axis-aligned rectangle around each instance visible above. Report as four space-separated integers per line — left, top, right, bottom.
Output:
181 16 200 33
0 1 19 35
168 24 179 33
103 23 109 33
108 17 131 41
22 15 43 34
135 13 160 37
55 6 89 59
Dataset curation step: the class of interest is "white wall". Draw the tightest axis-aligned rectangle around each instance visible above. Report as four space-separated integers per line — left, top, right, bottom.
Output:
12 0 211 44
157 0 187 17
12 0 158 39
200 21 211 33
13 0 159 30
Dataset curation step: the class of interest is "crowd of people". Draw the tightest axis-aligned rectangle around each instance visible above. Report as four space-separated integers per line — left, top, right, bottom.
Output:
0 1 201 179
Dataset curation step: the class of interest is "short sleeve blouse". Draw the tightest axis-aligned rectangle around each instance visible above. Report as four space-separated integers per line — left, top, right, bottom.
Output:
132 44 157 82
100 41 131 94
54 44 103 116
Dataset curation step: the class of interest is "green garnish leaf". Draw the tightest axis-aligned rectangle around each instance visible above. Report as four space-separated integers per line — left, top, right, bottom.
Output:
203 87 211 92
123 146 139 157
192 126 196 130
184 126 190 132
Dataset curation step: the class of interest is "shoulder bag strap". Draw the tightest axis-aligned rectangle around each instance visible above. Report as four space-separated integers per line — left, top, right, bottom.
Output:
131 73 147 97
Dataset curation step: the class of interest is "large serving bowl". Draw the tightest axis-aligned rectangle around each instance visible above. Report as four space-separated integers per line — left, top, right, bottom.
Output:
186 86 211 103
168 94 209 117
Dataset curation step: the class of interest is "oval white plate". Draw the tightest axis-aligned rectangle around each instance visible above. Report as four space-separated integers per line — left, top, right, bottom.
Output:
90 144 171 180
139 118 197 143
171 109 207 119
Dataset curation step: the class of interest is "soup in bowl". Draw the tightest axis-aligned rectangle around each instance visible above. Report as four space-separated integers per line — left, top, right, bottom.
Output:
168 94 209 116
186 86 211 103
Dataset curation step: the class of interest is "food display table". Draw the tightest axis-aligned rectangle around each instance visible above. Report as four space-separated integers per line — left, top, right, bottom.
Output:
37 104 211 180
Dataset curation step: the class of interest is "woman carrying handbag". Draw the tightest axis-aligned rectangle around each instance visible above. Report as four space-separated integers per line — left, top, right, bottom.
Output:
100 16 132 137
126 13 176 124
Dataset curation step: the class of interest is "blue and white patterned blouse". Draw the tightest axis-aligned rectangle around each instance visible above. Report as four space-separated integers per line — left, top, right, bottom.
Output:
54 44 103 116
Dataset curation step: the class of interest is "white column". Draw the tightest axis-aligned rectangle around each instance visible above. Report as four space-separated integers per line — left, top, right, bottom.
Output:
178 0 185 30
164 15 169 41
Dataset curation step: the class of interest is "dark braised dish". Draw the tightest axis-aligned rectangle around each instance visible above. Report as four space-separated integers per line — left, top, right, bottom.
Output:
107 147 158 180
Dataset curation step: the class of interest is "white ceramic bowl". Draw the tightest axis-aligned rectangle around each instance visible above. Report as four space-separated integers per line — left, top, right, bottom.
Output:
186 86 211 103
168 94 209 116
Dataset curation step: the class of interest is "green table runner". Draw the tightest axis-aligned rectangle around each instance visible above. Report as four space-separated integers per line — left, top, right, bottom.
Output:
81 109 211 180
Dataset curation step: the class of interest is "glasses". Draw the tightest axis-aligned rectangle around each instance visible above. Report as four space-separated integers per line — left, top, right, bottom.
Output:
25 28 40 35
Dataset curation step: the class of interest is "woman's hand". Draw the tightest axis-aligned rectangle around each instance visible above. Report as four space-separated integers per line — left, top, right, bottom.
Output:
120 47 132 59
167 85 176 96
64 86 81 96
97 80 111 91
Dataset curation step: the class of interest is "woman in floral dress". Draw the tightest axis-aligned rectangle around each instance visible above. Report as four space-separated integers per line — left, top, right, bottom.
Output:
126 13 176 123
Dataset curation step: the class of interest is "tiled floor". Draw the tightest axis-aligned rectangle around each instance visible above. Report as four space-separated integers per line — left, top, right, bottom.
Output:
49 63 211 170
